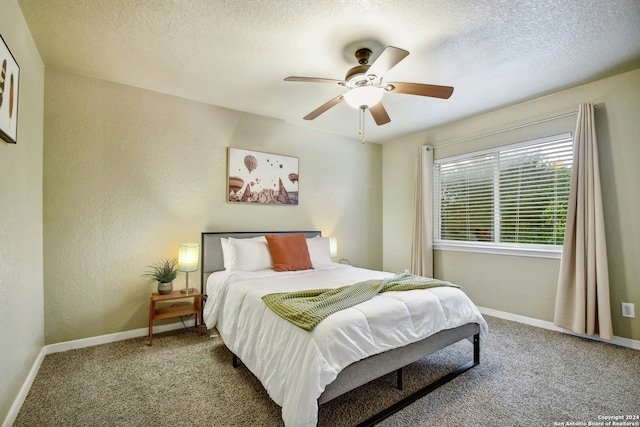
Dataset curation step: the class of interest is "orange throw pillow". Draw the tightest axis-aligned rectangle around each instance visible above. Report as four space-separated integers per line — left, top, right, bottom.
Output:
265 233 314 272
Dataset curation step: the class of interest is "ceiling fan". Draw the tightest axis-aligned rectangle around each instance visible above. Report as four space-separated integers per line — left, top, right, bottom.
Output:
284 46 454 127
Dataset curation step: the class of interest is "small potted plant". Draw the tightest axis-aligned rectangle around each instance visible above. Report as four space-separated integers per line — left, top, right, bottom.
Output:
143 258 179 294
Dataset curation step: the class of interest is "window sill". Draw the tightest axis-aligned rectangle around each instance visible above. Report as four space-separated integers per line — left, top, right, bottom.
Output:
433 240 562 259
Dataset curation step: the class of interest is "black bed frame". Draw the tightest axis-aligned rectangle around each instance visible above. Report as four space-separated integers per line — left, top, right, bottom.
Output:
200 231 480 426
354 333 479 427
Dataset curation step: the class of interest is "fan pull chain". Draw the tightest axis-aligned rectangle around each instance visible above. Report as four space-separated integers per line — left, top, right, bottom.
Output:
359 106 366 144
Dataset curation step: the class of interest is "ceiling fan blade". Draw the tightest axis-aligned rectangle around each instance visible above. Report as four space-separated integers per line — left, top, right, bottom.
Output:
386 82 454 99
369 102 391 125
284 76 345 86
366 46 410 78
303 95 344 120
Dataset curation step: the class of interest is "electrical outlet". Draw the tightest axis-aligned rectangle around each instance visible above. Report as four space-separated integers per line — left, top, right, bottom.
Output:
621 302 635 318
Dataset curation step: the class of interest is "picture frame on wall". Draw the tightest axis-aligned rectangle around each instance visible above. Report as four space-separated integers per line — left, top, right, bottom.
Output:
0 34 19 144
227 147 299 205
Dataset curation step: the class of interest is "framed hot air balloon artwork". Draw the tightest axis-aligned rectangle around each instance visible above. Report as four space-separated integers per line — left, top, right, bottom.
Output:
0 34 19 144
227 148 299 205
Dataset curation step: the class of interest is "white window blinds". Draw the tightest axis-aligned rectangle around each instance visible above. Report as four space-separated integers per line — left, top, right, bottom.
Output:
434 133 573 254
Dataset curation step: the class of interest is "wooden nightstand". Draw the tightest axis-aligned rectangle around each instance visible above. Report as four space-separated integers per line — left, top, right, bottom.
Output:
148 289 202 346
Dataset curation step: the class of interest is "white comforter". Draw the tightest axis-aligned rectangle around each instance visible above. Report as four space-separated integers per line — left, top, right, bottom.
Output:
203 265 487 427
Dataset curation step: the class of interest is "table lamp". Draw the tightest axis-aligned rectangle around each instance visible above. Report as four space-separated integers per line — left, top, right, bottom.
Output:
178 242 199 294
329 237 338 258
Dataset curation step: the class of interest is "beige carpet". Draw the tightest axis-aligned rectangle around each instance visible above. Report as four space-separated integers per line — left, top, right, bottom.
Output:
14 316 640 426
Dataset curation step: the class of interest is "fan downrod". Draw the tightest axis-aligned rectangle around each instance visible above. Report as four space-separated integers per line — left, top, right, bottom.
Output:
354 48 372 65
345 48 374 82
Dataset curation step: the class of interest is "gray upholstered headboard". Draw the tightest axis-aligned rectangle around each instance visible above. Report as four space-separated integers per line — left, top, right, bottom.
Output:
199 231 321 294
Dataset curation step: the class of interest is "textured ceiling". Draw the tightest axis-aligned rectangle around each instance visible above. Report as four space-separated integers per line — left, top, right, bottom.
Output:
17 0 640 143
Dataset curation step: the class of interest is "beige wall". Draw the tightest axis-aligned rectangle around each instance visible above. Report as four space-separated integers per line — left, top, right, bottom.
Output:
43 69 382 344
383 68 640 341
0 0 45 422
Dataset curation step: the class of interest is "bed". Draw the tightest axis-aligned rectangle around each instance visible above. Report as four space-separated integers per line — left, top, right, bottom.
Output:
201 231 488 426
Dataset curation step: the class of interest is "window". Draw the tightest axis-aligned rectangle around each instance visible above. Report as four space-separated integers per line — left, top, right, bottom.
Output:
433 133 573 258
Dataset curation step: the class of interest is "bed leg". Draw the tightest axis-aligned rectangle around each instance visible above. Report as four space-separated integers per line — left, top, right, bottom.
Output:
232 354 238 368
473 333 480 364
396 368 403 391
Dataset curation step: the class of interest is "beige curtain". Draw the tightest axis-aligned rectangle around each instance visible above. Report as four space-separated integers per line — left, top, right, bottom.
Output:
411 146 434 277
554 103 613 340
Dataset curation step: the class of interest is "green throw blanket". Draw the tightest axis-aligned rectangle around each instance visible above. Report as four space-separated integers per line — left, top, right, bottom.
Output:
262 272 459 331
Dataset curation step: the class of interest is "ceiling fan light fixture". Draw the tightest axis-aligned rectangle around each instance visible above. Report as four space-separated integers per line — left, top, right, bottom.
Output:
343 86 384 109
284 45 454 127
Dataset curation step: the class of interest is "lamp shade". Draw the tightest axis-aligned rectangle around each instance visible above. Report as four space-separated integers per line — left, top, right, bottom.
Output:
329 237 338 258
177 243 200 272
343 86 384 109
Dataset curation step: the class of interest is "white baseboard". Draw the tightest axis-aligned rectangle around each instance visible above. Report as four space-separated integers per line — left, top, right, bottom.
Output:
2 320 197 427
45 319 197 354
2 347 46 427
479 307 640 350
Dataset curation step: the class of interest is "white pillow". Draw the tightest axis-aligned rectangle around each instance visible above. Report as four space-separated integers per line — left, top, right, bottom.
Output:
306 237 333 268
221 236 267 269
221 237 231 269
226 236 273 271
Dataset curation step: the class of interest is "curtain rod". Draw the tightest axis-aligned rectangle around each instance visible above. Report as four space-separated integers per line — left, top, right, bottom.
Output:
435 106 597 149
